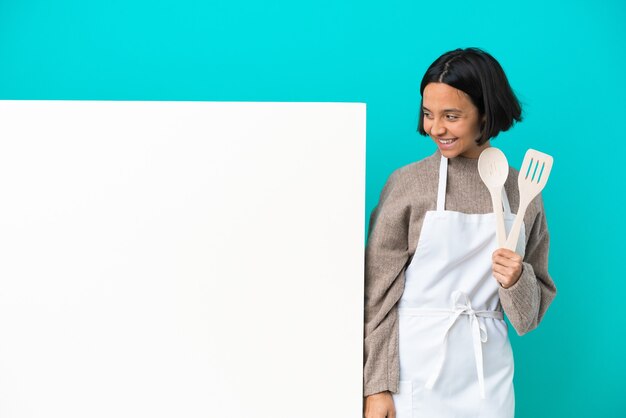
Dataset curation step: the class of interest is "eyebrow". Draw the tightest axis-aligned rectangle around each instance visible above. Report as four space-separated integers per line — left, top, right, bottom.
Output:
422 106 464 113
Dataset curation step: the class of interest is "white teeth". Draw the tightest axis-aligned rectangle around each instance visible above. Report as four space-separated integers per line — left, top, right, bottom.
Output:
439 139 456 144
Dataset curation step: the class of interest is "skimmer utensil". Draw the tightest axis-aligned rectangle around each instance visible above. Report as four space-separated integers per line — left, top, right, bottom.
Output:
478 147 509 248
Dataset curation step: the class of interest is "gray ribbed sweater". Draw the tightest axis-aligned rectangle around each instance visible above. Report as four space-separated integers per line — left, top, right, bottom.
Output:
363 149 557 397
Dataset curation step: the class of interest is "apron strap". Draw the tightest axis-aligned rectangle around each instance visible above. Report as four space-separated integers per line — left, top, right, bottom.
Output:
436 155 448 212
423 291 500 399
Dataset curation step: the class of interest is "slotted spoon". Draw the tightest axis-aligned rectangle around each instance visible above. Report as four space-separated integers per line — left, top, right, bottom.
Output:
504 149 554 251
478 147 509 248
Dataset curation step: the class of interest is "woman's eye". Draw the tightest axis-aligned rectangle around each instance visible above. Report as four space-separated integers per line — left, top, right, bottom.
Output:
423 113 458 121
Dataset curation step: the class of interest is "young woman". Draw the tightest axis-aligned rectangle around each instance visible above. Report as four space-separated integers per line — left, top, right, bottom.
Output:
363 48 557 418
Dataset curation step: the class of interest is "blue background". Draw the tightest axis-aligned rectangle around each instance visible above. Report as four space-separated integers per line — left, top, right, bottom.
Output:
1 0 624 416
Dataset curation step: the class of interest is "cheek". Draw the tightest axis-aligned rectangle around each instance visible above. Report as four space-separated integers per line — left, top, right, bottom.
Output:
423 119 432 133
450 122 469 136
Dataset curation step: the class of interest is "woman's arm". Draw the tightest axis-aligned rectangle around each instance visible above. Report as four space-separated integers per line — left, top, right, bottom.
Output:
364 169 411 397
498 194 557 335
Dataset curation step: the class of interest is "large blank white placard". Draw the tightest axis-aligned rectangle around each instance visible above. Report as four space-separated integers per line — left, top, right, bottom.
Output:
0 101 365 418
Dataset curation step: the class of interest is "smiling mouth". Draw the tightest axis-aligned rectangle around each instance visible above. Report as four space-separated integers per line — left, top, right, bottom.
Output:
438 138 457 144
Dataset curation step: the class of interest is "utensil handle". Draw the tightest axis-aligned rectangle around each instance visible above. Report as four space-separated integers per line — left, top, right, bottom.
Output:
490 189 506 248
504 198 529 251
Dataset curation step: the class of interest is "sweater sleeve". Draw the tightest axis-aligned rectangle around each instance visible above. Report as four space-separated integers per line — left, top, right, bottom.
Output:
499 193 557 335
363 170 412 396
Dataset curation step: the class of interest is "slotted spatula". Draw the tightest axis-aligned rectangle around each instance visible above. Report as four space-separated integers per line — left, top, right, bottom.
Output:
504 149 554 251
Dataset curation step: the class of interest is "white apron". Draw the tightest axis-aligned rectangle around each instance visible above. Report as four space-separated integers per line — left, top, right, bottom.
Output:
392 155 526 418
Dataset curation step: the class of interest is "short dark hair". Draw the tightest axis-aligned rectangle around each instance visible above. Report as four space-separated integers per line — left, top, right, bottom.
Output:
417 47 523 145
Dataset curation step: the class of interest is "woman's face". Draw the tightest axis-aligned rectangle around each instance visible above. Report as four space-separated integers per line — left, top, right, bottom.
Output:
422 82 489 159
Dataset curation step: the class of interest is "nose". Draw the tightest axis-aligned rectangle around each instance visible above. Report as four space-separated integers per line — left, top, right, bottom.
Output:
430 117 446 136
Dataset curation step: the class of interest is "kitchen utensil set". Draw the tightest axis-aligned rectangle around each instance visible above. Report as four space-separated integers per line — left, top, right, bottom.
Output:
478 148 553 251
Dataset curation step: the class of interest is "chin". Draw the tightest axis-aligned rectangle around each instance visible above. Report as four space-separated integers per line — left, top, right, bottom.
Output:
438 148 462 159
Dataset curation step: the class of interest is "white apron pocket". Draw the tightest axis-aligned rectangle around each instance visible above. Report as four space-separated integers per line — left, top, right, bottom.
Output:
391 380 413 418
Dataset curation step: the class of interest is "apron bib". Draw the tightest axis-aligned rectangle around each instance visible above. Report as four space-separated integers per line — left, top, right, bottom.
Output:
392 155 526 418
